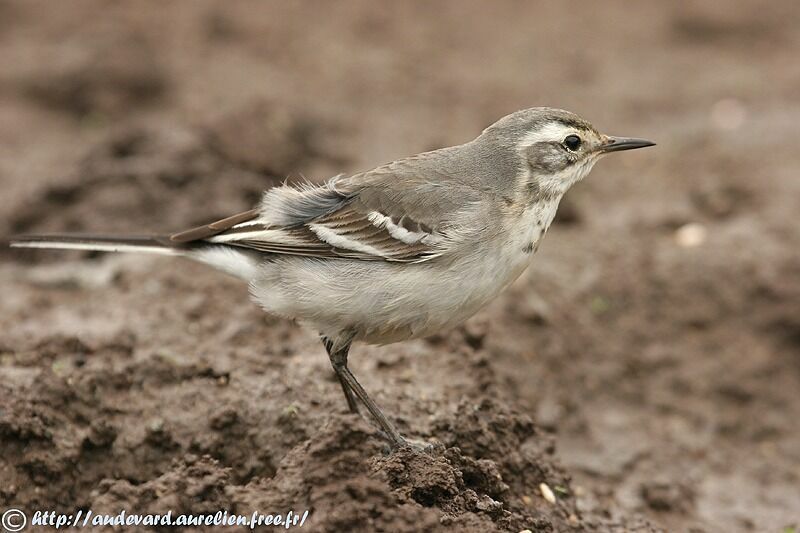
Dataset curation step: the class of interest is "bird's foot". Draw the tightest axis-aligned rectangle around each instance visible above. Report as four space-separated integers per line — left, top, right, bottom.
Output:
401 437 439 454
379 433 440 454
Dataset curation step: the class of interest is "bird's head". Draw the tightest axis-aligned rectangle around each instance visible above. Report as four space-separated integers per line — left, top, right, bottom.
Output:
482 107 655 200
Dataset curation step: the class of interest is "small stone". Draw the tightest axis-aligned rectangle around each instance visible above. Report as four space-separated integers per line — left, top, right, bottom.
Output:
674 222 707 248
475 494 503 513
209 407 239 430
145 418 176 449
83 420 117 449
640 481 695 512
539 482 556 504
710 98 747 130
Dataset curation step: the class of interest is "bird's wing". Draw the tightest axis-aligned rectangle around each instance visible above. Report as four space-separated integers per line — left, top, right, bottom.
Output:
169 155 484 263
169 209 261 243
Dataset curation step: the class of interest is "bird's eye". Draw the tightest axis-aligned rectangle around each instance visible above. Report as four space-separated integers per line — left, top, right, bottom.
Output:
563 135 582 151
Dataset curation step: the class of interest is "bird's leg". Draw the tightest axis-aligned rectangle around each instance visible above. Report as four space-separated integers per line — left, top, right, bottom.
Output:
322 336 360 414
324 337 408 448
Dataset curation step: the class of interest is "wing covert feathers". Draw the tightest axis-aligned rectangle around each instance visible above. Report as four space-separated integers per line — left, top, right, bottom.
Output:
166 175 452 262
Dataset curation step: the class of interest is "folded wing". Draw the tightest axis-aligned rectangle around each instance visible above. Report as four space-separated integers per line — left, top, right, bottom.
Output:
170 159 474 262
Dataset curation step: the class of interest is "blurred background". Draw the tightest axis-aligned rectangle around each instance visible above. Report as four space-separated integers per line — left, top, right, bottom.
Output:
1 1 798 531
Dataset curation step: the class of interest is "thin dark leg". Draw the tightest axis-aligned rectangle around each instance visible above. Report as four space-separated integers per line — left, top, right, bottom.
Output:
322 337 359 414
326 338 408 448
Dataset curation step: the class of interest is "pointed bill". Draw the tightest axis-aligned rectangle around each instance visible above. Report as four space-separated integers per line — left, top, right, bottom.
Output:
599 136 656 153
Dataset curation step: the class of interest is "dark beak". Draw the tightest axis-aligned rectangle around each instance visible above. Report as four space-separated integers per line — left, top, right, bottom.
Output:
599 136 656 153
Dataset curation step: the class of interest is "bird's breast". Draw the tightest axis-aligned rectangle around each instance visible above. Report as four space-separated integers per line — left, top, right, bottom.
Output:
418 198 562 333
510 199 561 258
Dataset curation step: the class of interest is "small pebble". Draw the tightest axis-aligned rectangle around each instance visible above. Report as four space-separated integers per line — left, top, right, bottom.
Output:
539 482 556 504
710 98 747 130
674 222 707 248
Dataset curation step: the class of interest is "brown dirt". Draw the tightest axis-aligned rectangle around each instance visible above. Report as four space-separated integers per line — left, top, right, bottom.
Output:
1 1 799 532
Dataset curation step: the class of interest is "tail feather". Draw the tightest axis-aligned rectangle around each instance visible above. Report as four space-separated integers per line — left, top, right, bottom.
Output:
9 233 261 280
9 234 181 256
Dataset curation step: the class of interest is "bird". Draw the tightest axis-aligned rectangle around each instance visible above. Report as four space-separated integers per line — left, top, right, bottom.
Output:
11 107 654 449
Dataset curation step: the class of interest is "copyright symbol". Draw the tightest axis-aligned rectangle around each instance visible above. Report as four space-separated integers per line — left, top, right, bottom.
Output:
1 509 26 532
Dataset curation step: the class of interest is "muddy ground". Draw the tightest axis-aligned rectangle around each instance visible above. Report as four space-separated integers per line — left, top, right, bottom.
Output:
1 1 799 532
